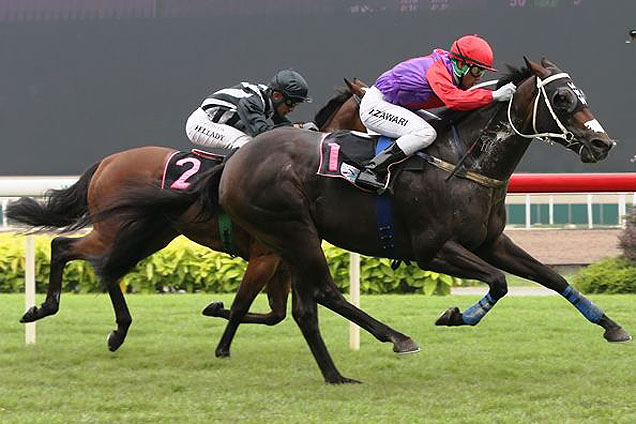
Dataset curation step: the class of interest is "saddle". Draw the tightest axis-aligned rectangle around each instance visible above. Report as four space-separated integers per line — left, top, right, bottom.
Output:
317 131 427 193
316 108 469 193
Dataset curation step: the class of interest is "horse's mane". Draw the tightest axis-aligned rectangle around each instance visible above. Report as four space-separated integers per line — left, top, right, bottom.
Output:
496 65 532 88
313 87 353 128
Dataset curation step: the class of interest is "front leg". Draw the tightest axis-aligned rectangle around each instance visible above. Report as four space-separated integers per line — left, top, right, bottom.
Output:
420 241 510 327
211 255 285 358
476 234 631 343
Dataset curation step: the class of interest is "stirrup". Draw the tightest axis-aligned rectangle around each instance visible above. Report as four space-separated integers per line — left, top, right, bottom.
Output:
356 169 388 193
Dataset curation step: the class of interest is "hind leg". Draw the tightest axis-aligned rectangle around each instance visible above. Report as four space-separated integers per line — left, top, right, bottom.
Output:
285 238 359 384
97 224 179 351
105 279 132 352
212 254 284 357
277 227 415 382
315 279 420 355
21 234 102 323
239 221 359 383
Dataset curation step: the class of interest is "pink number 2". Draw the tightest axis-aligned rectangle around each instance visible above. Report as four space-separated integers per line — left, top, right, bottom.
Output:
170 158 201 190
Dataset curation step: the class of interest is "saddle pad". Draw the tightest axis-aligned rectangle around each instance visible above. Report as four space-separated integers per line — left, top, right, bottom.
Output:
161 148 239 256
317 130 380 184
161 149 228 191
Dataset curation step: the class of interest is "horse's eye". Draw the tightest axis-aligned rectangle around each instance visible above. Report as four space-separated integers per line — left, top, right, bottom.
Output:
551 88 576 113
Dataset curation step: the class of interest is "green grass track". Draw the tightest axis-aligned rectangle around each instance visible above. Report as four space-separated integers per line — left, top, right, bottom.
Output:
1 293 635 423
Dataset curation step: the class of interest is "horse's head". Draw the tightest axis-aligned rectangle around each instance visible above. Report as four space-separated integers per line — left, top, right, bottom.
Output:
511 57 616 163
344 78 368 99
314 78 368 133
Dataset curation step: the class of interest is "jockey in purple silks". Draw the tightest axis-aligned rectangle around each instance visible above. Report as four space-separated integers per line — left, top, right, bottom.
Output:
357 34 517 190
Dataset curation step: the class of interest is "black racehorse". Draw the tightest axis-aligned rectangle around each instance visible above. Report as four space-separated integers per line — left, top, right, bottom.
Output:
90 58 631 383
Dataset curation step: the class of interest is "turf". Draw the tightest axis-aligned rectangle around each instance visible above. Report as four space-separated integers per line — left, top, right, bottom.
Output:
1 293 635 423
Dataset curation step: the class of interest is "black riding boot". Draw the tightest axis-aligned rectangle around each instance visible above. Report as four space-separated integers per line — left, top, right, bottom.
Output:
356 142 407 191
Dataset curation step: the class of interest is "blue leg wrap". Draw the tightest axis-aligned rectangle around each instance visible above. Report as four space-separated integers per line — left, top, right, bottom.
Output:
461 293 497 326
561 285 604 323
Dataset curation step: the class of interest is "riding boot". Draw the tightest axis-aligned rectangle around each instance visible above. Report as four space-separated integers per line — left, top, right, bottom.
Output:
356 142 407 191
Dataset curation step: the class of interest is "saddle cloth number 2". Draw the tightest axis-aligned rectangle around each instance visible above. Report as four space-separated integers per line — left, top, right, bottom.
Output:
170 158 201 190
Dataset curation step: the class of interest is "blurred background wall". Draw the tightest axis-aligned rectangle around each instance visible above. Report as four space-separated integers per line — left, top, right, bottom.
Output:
0 0 634 174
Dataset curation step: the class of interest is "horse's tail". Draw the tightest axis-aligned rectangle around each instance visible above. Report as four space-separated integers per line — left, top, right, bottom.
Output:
6 161 100 232
89 162 226 229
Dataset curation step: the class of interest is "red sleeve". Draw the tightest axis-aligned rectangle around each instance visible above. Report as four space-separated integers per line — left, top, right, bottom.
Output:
426 61 494 111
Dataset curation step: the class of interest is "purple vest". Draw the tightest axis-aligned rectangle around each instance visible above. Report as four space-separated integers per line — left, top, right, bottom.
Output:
375 49 456 110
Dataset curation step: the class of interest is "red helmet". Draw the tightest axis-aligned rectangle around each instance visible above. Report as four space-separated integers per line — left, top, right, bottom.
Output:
450 35 497 72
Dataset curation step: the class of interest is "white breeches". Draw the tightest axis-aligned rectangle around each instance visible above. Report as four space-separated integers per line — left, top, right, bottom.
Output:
185 107 252 149
359 86 437 155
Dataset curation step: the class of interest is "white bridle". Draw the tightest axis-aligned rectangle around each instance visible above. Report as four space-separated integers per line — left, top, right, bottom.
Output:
507 72 575 143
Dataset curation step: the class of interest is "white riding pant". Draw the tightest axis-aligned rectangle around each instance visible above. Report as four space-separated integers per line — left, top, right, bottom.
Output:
185 107 252 149
359 86 437 155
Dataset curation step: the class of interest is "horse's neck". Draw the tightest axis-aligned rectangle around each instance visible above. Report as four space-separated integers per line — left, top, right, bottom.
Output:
431 105 532 182
322 98 364 133
468 110 532 181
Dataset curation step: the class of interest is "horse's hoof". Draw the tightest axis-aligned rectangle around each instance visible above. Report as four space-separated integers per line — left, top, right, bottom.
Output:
215 348 230 358
435 307 465 326
107 331 123 352
604 327 632 343
20 306 39 323
326 376 362 385
393 338 421 356
202 302 224 317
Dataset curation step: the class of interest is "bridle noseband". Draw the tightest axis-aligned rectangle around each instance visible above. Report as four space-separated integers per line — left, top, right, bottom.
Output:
507 72 576 144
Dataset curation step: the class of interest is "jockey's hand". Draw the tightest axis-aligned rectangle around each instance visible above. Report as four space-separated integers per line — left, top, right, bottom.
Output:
294 122 319 131
492 82 516 102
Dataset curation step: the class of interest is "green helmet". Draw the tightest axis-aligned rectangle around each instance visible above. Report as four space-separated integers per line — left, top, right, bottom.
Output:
268 69 312 104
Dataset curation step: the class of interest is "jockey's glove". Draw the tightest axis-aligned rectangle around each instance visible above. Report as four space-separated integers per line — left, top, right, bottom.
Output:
492 82 517 102
296 122 319 131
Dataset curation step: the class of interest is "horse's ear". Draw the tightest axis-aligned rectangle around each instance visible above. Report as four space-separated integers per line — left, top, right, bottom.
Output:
344 78 354 91
523 56 533 69
524 56 549 78
540 57 557 69
355 78 369 88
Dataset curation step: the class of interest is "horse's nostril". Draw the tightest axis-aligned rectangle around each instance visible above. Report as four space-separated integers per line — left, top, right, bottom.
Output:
591 139 609 150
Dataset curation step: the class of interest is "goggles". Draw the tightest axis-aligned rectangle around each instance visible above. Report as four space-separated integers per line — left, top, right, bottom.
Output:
452 59 486 79
274 91 299 108
283 97 298 108
469 65 486 78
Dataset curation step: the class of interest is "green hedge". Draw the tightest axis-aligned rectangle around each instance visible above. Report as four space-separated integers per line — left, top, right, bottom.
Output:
0 233 465 295
573 257 636 294
572 211 636 294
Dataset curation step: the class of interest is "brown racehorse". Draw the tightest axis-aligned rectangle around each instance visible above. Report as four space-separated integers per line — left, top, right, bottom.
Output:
98 58 630 383
7 78 402 359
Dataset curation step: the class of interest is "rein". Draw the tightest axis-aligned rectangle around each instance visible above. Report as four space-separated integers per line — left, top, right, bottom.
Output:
437 73 574 188
507 73 575 144
416 152 506 189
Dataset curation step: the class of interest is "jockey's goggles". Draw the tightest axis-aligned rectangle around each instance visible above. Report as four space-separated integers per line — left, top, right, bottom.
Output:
283 97 298 108
469 65 486 78
452 59 485 79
